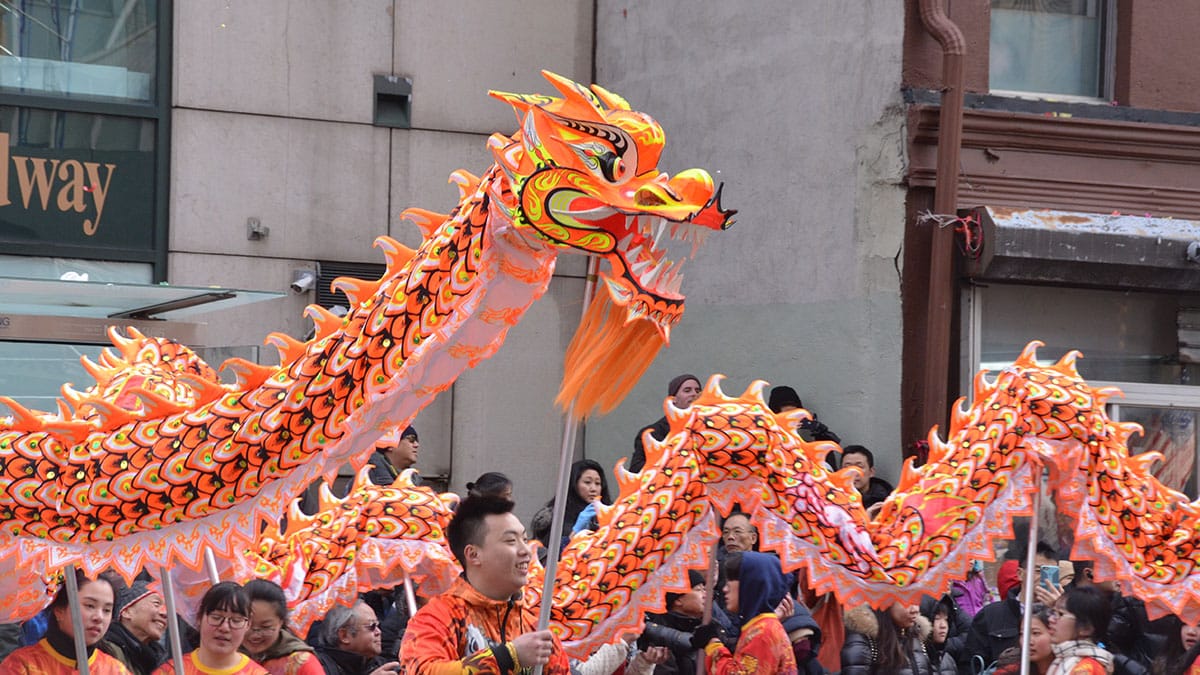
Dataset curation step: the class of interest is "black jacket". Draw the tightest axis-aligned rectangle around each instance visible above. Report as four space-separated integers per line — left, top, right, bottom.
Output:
630 416 670 473
100 622 168 675
315 646 388 675
840 606 935 675
862 477 894 510
639 611 700 675
960 595 1020 673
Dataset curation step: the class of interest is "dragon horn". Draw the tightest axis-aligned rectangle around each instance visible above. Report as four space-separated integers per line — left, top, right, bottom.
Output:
739 380 769 404
0 396 44 431
589 83 632 111
540 71 606 122
80 354 118 384
330 276 384 310
1014 340 1045 367
304 305 345 341
449 170 481 201
375 234 418 269
107 326 139 360
220 358 277 390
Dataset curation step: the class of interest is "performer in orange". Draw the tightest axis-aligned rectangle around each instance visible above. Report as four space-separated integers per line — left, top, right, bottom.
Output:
694 552 797 675
0 571 131 675
399 496 570 675
153 583 266 675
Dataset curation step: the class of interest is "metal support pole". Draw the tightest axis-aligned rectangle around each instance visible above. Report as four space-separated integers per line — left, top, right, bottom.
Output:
402 574 418 617
696 540 721 675
63 566 90 675
533 256 600 675
159 566 187 675
204 548 220 585
1019 484 1043 675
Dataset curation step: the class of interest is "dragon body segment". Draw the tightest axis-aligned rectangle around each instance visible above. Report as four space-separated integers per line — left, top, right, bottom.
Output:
0 71 732 598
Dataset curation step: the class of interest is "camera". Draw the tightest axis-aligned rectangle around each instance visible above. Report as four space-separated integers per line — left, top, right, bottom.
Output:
291 270 317 294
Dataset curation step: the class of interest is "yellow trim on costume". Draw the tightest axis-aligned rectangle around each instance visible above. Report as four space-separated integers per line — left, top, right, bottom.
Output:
190 650 255 675
38 639 99 668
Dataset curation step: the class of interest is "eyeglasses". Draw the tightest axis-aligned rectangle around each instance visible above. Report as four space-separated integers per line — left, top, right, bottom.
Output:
1048 608 1074 620
356 621 381 633
247 623 281 636
205 613 249 629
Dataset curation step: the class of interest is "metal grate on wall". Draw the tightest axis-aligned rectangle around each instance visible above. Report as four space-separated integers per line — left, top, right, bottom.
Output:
316 261 388 312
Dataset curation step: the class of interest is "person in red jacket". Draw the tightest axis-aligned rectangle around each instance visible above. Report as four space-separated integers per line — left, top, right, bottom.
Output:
0 570 131 675
399 496 568 675
692 552 798 675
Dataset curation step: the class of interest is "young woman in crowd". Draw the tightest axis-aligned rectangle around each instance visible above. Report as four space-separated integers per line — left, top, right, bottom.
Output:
530 459 611 551
464 472 513 501
992 604 1055 675
154 582 266 675
1159 615 1200 675
1046 586 1113 675
241 580 322 675
841 602 935 675
0 570 130 675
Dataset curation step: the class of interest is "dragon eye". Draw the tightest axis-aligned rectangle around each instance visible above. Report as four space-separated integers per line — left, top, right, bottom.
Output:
597 153 623 183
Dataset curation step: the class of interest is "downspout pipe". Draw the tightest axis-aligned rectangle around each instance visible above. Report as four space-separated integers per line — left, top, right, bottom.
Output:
917 0 966 441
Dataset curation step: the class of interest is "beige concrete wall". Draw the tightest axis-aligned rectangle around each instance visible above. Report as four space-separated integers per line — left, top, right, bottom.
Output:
169 2 595 520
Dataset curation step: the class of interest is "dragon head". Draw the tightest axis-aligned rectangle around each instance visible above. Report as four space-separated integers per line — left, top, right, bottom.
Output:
489 72 735 416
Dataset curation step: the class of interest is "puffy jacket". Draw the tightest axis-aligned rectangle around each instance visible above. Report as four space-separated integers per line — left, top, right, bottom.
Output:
399 577 569 675
840 606 935 675
960 596 1021 673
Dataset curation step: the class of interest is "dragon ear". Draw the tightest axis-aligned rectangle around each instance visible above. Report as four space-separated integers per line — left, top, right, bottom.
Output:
541 71 606 122
488 90 552 126
590 83 632 111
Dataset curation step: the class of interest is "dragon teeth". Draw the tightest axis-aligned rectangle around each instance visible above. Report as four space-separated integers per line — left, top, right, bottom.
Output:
644 260 665 288
618 233 634 250
631 259 651 276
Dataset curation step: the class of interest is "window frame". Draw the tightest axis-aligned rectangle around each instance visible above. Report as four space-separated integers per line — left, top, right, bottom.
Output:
0 0 172 281
988 0 1118 103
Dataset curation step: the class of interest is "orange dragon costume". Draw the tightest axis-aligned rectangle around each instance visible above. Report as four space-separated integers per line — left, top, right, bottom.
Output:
5 72 1200 665
0 71 730 616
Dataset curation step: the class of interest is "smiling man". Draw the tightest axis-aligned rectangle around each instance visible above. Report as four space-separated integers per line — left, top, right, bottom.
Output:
102 579 169 675
399 496 569 675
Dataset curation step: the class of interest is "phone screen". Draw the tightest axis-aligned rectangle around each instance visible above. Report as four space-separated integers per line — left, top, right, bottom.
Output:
1039 564 1060 588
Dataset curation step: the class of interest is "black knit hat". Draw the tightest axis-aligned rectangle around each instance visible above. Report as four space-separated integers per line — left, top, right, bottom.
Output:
114 579 155 620
668 374 701 396
665 569 708 607
767 386 803 414
400 425 418 442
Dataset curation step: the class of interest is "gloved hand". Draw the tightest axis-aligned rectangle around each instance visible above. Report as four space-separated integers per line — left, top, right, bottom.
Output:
572 502 598 534
689 623 724 650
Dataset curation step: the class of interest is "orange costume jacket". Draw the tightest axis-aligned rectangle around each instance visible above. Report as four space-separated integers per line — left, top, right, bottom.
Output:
703 613 798 675
399 577 570 675
0 640 132 675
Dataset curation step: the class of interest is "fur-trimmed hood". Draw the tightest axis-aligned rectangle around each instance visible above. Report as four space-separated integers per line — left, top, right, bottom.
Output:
843 605 932 642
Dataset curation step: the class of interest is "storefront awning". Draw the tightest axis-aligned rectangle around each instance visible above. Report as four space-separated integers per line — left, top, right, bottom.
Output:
968 206 1200 292
0 276 283 320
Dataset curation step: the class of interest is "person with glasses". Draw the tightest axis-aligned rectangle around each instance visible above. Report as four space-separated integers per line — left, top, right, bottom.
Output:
314 603 396 675
152 582 266 675
1046 586 1114 675
0 570 131 675
240 581 321 675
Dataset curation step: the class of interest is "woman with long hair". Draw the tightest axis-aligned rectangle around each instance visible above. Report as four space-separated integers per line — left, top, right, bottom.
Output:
240 580 322 675
153 582 266 675
530 459 611 550
1046 586 1113 675
0 570 131 675
841 602 935 675
993 604 1055 675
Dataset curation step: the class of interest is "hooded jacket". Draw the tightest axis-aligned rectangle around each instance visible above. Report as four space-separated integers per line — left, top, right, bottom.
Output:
703 552 797 675
840 606 937 675
399 577 569 675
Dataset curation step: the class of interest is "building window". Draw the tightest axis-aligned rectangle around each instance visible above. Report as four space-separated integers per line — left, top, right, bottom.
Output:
0 0 169 279
0 1 158 103
989 0 1114 99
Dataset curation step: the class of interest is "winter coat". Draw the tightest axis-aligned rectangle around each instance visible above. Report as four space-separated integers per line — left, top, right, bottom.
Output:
703 614 797 675
247 629 322 675
101 621 168 675
630 416 670 473
861 477 894 510
840 606 935 675
961 595 1021 673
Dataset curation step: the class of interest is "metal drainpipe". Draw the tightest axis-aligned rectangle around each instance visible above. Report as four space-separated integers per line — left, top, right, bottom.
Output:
917 0 966 441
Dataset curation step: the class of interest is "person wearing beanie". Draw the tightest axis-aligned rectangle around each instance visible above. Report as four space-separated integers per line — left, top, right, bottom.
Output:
629 374 702 473
367 424 421 487
766 386 841 446
0 570 131 675
101 579 169 675
638 569 711 675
